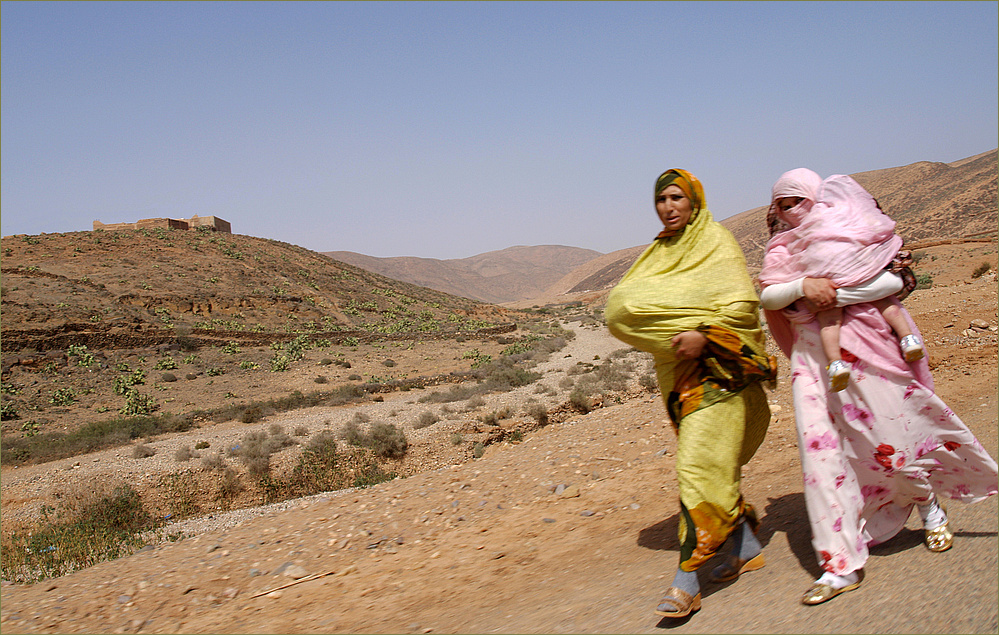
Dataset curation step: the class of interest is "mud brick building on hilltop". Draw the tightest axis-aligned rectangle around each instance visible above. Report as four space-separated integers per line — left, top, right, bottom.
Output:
93 214 231 233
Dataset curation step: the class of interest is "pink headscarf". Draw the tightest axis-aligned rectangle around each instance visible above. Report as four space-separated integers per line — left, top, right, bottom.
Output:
759 169 932 388
761 170 902 287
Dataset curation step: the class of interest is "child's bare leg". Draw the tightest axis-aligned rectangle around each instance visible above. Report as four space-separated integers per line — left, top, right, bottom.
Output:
875 298 925 362
817 308 850 391
874 298 912 338
817 308 843 362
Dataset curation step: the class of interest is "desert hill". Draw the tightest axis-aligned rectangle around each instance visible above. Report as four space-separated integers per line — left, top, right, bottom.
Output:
324 244 602 304
528 150 998 307
0 230 511 354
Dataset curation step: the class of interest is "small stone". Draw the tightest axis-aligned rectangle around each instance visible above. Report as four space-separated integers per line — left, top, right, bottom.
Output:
249 569 261 577
558 485 580 499
116 595 132 604
283 565 309 579
542 518 556 523
222 587 239 599
629 503 641 510
266 590 283 599
970 318 989 329
579 510 595 517
554 484 567 495
206 544 220 554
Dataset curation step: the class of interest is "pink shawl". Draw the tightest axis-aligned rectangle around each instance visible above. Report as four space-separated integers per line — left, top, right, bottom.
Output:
759 169 932 389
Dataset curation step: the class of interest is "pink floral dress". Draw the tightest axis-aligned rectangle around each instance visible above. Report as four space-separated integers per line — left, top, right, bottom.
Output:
785 305 997 575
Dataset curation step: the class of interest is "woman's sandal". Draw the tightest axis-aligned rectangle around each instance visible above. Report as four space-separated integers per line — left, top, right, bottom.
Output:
708 551 765 583
654 587 701 618
800 570 864 606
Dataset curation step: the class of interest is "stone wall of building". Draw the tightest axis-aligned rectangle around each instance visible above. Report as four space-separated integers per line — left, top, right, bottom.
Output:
93 215 231 233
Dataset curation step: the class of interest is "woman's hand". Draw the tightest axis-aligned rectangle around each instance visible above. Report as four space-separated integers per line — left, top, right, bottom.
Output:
671 330 707 360
801 277 838 311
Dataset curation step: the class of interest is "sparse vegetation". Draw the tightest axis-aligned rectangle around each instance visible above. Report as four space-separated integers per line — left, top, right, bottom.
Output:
0 483 154 583
414 410 439 429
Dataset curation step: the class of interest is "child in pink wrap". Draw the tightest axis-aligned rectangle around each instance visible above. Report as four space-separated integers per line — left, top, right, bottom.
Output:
760 168 924 391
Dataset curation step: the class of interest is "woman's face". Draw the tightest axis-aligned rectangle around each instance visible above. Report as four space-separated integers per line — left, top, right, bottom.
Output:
775 196 804 214
656 184 694 232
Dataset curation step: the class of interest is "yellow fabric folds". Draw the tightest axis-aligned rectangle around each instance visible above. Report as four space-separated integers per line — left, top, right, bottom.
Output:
605 198 776 571
605 208 771 405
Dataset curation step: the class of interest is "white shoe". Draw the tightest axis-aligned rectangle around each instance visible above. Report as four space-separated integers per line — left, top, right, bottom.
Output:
827 360 850 392
900 335 925 362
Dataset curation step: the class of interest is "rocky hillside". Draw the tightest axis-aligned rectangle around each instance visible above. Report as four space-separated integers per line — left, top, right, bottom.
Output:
534 150 998 305
1 230 512 353
324 244 603 304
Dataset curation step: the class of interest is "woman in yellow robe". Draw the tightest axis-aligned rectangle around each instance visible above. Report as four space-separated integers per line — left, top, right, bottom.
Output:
605 169 776 618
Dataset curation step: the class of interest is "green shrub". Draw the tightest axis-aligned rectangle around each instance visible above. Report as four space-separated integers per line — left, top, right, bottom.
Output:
113 370 146 395
220 341 241 355
972 262 991 278
450 433 464 446
915 273 933 289
50 388 77 406
119 390 157 416
154 357 178 370
0 484 153 583
1 399 19 420
472 442 485 458
205 366 226 376
194 440 210 450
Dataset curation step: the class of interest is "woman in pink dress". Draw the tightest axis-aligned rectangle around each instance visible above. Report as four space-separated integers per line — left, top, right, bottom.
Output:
759 168 998 605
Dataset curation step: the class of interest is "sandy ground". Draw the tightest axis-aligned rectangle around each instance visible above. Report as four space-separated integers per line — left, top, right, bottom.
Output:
1 271 996 634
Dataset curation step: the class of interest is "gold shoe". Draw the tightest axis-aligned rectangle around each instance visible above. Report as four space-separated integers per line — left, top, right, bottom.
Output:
654 587 701 618
800 571 863 606
925 520 954 552
709 551 766 583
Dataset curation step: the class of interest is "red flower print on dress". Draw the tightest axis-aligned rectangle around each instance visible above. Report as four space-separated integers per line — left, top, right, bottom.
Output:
903 384 916 400
877 444 895 455
840 349 858 363
834 473 846 488
819 551 832 567
944 441 961 452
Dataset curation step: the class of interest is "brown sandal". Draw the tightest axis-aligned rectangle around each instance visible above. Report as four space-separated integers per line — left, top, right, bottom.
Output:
654 587 701 618
709 551 766 583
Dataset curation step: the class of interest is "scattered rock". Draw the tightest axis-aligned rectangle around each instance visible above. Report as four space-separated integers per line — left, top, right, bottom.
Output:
558 485 580 499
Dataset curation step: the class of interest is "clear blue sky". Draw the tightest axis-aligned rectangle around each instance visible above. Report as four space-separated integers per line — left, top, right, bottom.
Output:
3 1 996 259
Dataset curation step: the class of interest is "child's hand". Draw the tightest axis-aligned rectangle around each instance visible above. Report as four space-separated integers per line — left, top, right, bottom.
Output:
671 331 707 360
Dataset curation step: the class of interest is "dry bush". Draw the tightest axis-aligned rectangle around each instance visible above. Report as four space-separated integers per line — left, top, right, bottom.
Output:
132 443 156 459
201 452 225 471
464 395 486 411
414 410 439 429
525 401 548 425
174 445 197 462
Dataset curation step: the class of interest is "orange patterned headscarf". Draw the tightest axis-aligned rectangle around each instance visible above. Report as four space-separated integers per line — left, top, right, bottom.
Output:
654 168 705 238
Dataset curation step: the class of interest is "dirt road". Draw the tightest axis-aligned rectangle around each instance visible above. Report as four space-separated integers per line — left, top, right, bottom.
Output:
1 278 997 634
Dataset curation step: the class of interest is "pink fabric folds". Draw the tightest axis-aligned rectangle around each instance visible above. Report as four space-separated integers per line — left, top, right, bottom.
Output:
759 169 930 387
761 173 902 289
